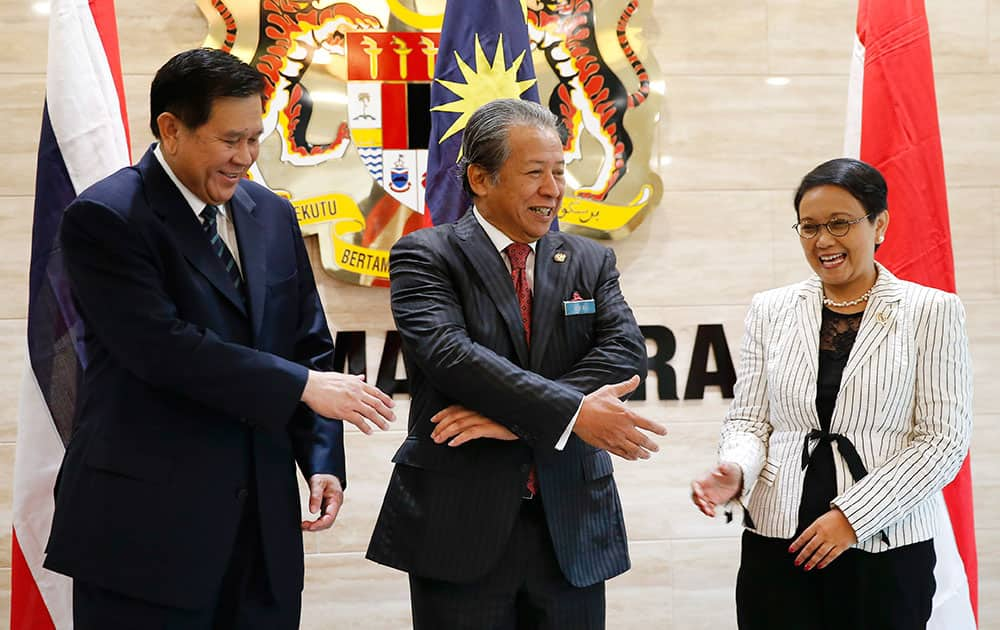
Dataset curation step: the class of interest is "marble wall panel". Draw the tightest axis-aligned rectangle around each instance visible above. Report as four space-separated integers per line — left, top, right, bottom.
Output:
0 568 9 630
951 187 998 300
967 301 1000 414
995 189 1000 294
0 199 31 319
970 414 1000 531
614 190 776 308
0 321 27 445
0 76 44 198
606 541 673 629
765 0 855 75
925 0 991 73
116 0 206 77
977 527 1000 627
0 444 13 570
992 0 1000 68
645 0 768 75
670 536 741 630
658 75 848 193
937 74 1000 189
0 3 48 75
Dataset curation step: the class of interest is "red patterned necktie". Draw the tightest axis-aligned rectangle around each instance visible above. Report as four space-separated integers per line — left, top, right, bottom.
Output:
505 242 537 496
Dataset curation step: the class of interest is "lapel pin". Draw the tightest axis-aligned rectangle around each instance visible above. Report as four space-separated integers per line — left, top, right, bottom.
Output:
876 311 890 325
553 251 567 263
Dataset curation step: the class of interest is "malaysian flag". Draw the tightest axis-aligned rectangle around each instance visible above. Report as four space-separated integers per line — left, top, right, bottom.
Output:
424 0 542 225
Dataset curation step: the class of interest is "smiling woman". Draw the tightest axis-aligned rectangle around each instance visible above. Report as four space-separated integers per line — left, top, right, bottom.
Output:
792 159 890 310
691 157 973 630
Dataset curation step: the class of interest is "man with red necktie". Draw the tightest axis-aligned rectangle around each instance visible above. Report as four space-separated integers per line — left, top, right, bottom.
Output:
367 98 667 629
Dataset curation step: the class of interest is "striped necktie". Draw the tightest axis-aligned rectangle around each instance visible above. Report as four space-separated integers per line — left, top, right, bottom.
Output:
200 204 244 296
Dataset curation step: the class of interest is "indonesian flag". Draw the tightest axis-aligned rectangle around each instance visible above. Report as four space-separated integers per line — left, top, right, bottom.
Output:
11 0 130 627
844 0 977 626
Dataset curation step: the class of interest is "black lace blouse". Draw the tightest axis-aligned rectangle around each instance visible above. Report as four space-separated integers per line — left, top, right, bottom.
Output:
797 307 864 532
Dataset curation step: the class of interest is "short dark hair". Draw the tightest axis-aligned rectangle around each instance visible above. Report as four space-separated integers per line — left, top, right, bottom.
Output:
149 48 264 138
793 157 888 222
459 99 561 198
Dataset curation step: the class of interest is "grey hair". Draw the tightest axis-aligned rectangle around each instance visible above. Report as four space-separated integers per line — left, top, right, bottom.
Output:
458 98 560 198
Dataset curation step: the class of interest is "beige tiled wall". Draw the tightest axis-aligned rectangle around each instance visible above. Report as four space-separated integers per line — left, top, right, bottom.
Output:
1 0 998 628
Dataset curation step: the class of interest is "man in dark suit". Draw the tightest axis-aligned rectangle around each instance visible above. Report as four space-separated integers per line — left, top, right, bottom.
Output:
43 48 395 629
367 98 667 629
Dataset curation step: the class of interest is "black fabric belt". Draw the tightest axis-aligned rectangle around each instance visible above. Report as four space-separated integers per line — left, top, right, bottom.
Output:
800 429 889 546
801 429 868 482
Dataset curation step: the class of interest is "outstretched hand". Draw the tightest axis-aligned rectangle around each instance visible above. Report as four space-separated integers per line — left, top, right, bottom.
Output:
573 375 667 460
691 462 743 517
301 370 395 434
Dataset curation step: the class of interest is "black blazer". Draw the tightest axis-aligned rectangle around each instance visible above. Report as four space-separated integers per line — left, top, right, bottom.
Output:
366 210 644 587
44 147 343 609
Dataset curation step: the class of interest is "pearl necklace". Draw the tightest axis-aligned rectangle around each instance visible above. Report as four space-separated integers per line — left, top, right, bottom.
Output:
822 286 873 308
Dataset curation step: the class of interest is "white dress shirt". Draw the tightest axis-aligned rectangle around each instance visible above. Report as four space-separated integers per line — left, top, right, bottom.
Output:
472 207 579 451
153 144 242 275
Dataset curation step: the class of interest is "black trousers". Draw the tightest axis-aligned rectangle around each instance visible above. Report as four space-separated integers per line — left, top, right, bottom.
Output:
73 492 300 630
409 498 606 630
736 530 936 630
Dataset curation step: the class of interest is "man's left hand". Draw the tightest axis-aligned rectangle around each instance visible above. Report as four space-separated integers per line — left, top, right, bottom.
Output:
789 508 858 570
302 474 343 532
431 405 518 446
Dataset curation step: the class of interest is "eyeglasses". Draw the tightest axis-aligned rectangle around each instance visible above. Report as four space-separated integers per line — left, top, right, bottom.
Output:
792 215 869 239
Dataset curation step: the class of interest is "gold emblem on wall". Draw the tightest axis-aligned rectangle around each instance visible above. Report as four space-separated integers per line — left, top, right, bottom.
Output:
198 0 662 285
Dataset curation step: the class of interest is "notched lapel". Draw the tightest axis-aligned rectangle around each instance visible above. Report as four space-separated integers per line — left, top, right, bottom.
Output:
794 278 822 379
453 213 530 366
838 273 904 390
230 187 265 337
529 234 567 371
140 149 247 316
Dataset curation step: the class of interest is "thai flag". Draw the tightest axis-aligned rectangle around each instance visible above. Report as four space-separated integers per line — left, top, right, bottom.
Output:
11 0 130 627
845 0 977 626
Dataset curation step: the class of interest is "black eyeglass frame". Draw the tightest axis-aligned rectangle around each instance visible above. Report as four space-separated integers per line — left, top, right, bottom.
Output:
792 215 870 239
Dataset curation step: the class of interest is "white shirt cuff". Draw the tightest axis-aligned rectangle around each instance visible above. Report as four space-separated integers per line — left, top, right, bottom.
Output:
554 400 582 451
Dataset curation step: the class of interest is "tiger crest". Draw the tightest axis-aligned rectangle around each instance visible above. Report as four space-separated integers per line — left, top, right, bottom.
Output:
527 0 650 201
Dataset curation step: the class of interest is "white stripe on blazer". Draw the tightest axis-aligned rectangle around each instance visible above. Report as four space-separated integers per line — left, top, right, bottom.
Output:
719 263 973 551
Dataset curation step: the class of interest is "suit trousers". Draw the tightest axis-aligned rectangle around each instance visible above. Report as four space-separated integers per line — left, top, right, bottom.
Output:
736 530 936 630
409 497 605 630
73 481 301 630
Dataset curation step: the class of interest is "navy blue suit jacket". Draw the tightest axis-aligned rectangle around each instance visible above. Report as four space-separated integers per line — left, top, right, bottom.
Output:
366 210 644 587
44 147 343 609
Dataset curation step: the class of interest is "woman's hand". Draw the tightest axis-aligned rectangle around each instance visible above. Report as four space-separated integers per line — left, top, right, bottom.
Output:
789 508 858 570
691 462 743 517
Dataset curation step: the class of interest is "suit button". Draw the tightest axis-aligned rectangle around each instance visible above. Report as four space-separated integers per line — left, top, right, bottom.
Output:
236 488 249 501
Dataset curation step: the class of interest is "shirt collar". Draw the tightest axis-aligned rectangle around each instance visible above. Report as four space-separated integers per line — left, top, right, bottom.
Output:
153 143 227 220
472 206 537 256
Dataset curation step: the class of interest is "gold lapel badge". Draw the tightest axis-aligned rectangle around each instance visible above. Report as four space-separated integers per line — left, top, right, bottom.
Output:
553 251 568 263
876 311 891 325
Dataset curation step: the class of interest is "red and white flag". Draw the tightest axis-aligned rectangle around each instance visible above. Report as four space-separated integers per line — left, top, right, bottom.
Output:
11 0 130 627
845 0 977 626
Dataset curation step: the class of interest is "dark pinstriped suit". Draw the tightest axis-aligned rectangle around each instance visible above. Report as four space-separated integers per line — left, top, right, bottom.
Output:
366 210 644 616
